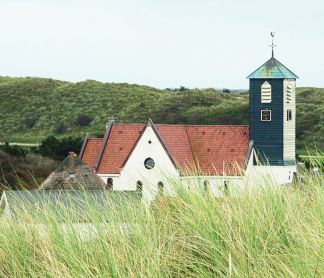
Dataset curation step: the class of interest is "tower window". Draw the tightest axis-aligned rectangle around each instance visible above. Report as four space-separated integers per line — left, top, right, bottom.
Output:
261 110 271 121
287 110 292 121
261 81 272 103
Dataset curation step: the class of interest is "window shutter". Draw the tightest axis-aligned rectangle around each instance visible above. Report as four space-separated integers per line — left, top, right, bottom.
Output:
286 85 292 103
261 81 271 103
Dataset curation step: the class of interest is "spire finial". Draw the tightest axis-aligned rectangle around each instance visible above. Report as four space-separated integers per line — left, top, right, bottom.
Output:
269 32 276 58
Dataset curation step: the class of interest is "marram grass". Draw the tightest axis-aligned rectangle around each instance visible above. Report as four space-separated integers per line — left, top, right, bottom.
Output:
0 173 323 277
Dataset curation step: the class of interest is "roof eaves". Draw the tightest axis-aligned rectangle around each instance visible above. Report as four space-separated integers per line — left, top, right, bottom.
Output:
149 120 179 170
93 118 114 172
120 123 147 169
121 119 178 170
79 133 90 159
274 59 285 78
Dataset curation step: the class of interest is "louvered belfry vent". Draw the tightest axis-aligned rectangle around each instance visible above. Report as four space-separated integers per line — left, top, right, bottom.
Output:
286 85 292 103
261 81 272 103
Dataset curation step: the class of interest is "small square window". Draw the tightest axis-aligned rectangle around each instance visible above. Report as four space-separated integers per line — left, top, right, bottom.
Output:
261 110 271 121
287 110 292 121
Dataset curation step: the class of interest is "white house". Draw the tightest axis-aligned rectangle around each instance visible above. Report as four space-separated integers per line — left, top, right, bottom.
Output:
80 48 298 202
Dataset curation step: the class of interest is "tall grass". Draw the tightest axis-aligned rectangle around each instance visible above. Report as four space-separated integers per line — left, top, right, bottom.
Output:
0 172 323 277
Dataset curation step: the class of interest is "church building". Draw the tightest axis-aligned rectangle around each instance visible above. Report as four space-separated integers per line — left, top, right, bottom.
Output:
80 43 298 202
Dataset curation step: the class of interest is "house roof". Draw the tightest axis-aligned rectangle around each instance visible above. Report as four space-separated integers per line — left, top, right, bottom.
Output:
247 57 299 79
81 138 103 169
80 122 250 176
97 124 144 174
40 152 106 190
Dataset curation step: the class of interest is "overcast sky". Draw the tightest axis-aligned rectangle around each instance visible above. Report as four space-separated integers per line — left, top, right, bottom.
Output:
0 0 323 89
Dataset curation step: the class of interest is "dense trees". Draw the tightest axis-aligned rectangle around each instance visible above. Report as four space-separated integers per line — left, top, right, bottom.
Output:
38 136 83 161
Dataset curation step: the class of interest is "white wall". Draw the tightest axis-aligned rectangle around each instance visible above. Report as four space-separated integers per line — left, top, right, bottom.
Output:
180 176 245 197
97 137 296 203
245 150 296 187
116 126 180 202
98 174 120 188
283 79 296 162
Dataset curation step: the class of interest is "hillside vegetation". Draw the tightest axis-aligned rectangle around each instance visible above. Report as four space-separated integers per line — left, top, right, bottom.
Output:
0 77 323 151
0 151 56 190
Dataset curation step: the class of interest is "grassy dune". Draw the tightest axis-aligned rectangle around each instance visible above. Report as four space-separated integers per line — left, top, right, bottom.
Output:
0 77 323 151
0 173 323 277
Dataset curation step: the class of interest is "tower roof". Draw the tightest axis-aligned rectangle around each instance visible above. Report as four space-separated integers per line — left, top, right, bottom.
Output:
247 57 299 79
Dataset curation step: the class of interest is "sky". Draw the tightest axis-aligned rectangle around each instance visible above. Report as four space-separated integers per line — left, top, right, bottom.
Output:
0 0 323 89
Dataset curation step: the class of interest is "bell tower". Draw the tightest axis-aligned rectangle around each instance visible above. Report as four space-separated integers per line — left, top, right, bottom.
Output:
247 34 299 166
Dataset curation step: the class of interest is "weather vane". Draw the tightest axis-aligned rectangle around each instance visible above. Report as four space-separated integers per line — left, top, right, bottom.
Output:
270 32 276 58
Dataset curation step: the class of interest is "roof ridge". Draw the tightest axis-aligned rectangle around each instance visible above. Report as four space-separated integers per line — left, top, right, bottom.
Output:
156 124 249 127
273 58 285 78
246 57 272 79
120 120 178 169
94 120 114 172
274 58 299 79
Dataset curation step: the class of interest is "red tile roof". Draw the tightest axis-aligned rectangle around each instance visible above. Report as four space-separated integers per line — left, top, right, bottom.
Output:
97 124 145 174
81 123 250 176
80 138 102 170
185 125 249 175
155 125 195 170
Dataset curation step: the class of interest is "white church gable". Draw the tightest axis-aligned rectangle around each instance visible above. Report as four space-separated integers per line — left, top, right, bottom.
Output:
119 125 179 201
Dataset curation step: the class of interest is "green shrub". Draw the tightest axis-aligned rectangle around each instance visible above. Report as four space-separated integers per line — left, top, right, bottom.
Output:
54 122 67 134
76 114 92 126
38 135 83 161
0 143 28 157
24 117 37 129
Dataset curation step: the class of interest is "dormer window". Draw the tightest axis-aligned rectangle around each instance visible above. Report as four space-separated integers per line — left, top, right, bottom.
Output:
261 81 272 103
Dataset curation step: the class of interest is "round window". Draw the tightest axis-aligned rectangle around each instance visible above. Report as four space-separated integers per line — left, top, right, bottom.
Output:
144 158 155 170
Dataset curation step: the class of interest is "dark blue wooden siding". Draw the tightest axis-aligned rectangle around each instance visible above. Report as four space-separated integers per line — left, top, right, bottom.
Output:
249 79 284 165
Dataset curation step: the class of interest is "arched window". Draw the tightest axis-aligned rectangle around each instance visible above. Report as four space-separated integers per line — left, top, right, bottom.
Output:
224 180 229 196
261 81 271 103
203 180 209 192
158 182 164 196
107 178 113 191
136 181 143 193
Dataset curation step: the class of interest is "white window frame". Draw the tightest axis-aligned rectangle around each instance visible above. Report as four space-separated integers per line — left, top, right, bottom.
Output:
261 110 271 121
261 81 272 103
